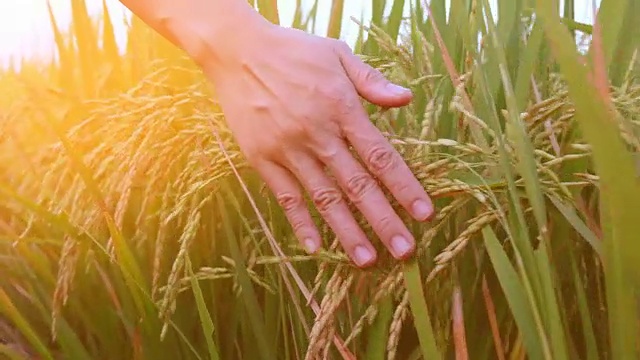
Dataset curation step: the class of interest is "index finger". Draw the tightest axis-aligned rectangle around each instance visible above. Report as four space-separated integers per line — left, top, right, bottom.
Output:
342 106 435 222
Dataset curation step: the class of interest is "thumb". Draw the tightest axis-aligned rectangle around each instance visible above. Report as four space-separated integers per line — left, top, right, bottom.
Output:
335 42 413 107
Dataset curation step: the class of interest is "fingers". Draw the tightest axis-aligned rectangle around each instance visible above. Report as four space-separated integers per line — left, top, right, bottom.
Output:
316 139 417 260
255 161 322 254
334 41 413 108
332 42 432 222
284 151 379 268
341 106 435 222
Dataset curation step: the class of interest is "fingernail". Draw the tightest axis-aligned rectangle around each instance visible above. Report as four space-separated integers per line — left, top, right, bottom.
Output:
354 246 374 266
304 238 318 253
386 83 411 96
412 199 433 221
391 235 413 257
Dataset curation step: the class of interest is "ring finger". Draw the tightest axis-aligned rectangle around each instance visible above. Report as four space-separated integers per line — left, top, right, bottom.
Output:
255 160 321 254
283 150 378 268
315 139 416 260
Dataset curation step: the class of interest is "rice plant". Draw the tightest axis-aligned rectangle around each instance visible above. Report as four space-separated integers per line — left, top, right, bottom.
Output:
1 0 639 359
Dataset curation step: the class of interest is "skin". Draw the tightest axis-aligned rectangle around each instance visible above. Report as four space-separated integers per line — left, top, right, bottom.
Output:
118 0 435 268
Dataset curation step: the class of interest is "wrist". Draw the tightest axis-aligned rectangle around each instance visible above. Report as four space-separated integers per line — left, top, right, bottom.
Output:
157 1 271 69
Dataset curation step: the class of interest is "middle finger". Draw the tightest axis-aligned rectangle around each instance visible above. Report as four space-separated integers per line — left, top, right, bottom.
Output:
314 139 416 260
284 150 378 268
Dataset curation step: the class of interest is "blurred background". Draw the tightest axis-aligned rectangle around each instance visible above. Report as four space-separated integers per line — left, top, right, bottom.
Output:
0 0 600 68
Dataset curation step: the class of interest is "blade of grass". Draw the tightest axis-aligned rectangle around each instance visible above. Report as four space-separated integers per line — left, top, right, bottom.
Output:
0 344 28 360
481 0 548 239
561 18 593 35
482 276 506 360
291 0 303 30
481 4 570 358
451 279 468 360
327 0 345 39
46 0 75 96
386 0 406 42
255 0 280 25
569 254 599 360
186 257 221 360
608 0 640 85
408 1 427 125
547 195 602 257
216 192 276 360
482 226 548 360
563 0 576 38
588 0 629 71
353 13 366 54
421 0 489 150
304 0 320 34
364 0 387 54
514 20 545 111
475 53 552 360
0 288 53 360
101 0 121 88
533 242 569 360
365 295 393 360
70 0 99 97
535 1 640 358
218 185 313 339
403 260 440 359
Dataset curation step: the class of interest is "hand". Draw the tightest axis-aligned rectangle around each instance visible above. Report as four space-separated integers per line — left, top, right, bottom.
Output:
203 21 435 268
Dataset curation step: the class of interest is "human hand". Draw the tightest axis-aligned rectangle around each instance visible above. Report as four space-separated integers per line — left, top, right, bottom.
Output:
203 20 435 268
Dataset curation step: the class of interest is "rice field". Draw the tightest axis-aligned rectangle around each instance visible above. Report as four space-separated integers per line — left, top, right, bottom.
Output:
1 0 639 359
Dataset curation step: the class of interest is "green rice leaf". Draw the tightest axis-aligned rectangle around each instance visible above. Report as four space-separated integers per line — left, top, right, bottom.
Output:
403 260 440 359
482 226 548 360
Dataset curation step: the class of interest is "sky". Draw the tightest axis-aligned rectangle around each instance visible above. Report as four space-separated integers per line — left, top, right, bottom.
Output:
0 0 599 68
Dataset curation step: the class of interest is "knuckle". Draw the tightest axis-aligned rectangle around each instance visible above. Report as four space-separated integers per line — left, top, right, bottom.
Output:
311 187 343 212
389 178 411 194
248 100 271 114
314 79 359 118
283 123 308 139
272 124 308 146
335 96 357 117
366 146 398 173
361 66 386 83
242 145 266 166
319 80 349 101
289 217 308 234
276 192 303 211
345 172 376 203
312 140 342 163
332 39 352 53
377 214 395 235
258 140 283 160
